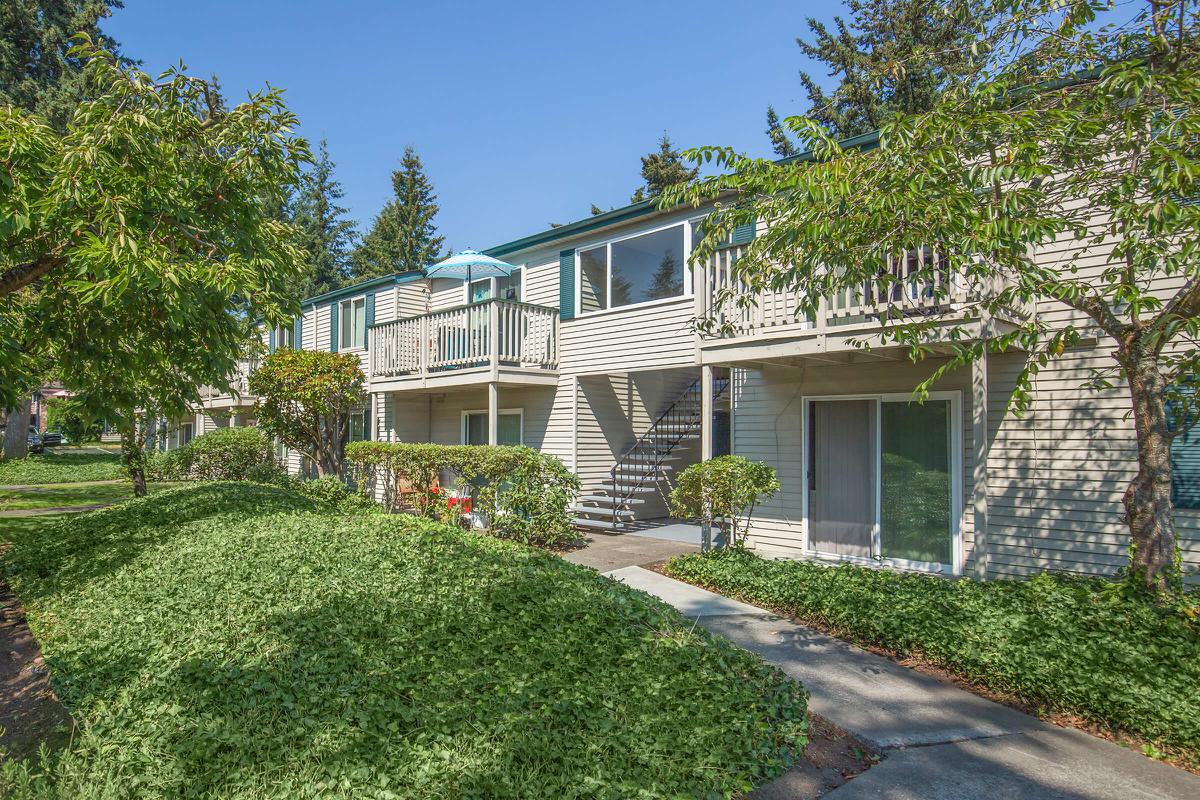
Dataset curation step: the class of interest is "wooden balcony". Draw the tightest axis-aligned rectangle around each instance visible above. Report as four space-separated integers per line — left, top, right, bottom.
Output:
695 244 1010 364
369 299 559 390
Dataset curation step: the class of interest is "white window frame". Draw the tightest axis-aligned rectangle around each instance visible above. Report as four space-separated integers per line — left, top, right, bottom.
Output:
574 220 694 318
799 391 964 576
460 408 524 446
461 266 525 305
339 296 367 351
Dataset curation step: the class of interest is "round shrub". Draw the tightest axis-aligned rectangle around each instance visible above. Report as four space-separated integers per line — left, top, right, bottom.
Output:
185 427 276 480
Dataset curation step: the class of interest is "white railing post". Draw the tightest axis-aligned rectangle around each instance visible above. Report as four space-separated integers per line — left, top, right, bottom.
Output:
419 314 429 378
488 300 500 379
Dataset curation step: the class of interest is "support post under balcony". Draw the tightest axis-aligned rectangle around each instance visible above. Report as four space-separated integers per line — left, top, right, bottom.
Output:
701 364 714 461
487 381 499 447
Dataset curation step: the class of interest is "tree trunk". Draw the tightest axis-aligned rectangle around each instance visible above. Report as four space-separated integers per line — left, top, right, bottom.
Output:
3 396 31 460
120 422 147 498
1120 343 1180 594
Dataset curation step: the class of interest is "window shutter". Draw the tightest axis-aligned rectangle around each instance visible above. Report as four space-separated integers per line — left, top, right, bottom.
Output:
293 315 303 349
268 326 276 354
730 219 757 245
329 303 339 352
559 249 575 321
1170 386 1200 509
364 292 375 348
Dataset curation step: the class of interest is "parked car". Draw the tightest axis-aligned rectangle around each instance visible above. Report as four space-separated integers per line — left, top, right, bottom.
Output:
27 430 43 454
41 429 63 447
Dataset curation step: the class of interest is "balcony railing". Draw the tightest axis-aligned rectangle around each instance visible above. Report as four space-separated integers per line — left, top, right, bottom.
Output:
370 299 559 380
200 358 258 403
699 244 971 340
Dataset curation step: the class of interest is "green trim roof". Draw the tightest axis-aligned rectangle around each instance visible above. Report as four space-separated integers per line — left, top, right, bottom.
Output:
301 270 424 307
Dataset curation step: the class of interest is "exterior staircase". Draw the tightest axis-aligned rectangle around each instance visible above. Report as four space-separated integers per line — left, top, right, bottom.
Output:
571 374 730 532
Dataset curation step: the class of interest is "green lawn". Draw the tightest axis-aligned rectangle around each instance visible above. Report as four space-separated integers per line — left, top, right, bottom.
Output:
0 482 176 511
0 453 123 485
665 548 1200 764
0 483 807 798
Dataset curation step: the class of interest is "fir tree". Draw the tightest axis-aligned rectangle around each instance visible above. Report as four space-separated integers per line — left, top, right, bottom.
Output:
353 146 445 280
631 134 698 202
646 252 682 300
765 105 800 157
777 0 993 140
0 1 131 131
293 140 357 296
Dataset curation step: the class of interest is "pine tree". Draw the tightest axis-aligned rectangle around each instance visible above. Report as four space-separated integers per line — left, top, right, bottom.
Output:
776 0 993 140
293 140 357 296
0 1 131 131
765 105 800 157
631 134 698 202
353 146 445 280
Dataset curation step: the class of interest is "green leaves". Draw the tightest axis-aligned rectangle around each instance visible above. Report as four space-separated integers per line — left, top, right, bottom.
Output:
670 457 780 546
1 483 808 797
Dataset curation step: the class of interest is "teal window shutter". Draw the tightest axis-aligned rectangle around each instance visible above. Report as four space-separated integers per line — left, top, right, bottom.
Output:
364 291 376 348
1169 385 1200 509
559 249 575 321
329 302 339 352
268 326 276 353
293 315 303 349
730 218 757 245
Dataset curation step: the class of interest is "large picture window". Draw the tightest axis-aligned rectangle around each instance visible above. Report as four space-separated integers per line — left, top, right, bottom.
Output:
340 297 366 349
577 223 688 313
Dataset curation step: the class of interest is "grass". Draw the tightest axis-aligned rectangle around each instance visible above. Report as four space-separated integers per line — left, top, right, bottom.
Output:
0 483 807 798
664 548 1200 765
0 482 177 512
0 453 123 485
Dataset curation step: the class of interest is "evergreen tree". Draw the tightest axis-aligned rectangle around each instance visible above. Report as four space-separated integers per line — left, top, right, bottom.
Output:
631 134 698 202
646 252 682 300
293 140 357 296
773 0 992 141
353 146 445 280
0 1 131 131
765 105 800 157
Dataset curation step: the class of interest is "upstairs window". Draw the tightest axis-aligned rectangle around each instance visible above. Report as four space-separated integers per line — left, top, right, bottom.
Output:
339 297 366 350
577 223 688 314
466 268 523 304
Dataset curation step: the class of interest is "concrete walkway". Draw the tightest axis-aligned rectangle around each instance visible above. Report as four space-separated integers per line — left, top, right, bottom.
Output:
561 531 699 572
606 565 1200 800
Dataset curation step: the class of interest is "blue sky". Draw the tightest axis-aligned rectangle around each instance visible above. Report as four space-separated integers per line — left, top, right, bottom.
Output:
104 0 841 251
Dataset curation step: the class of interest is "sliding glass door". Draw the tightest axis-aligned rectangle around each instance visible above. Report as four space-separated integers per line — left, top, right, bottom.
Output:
805 394 959 572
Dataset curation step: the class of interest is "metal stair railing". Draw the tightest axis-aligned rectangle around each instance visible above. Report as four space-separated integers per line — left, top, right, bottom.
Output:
607 375 730 528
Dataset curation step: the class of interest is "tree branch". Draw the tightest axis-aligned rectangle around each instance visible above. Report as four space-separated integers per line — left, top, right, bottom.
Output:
0 253 65 296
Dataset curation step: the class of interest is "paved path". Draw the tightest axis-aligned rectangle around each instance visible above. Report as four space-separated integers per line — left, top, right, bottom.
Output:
606 566 1200 800
560 531 699 572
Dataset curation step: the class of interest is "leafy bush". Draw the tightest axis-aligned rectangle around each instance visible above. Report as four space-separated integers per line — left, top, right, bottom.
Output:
0 452 123 485
346 442 580 547
145 428 276 482
670 456 780 546
665 548 1200 761
281 473 377 513
1 483 807 798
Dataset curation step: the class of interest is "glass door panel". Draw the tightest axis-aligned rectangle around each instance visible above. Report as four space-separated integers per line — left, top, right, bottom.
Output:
807 399 876 558
880 400 952 565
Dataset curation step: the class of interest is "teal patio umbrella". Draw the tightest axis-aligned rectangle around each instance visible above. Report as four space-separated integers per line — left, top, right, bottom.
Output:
425 249 516 285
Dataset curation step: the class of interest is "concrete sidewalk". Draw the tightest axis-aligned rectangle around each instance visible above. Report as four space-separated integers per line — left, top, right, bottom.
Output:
606 565 1200 800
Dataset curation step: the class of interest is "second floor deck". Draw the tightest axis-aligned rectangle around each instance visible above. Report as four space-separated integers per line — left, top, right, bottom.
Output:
199 358 259 408
369 299 559 390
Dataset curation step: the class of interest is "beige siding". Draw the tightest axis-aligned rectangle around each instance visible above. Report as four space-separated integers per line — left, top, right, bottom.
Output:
559 298 695 376
395 282 428 318
524 257 559 308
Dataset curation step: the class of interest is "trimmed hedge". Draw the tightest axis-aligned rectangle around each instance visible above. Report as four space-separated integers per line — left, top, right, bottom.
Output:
146 427 278 482
347 441 580 548
1 483 807 798
665 548 1200 761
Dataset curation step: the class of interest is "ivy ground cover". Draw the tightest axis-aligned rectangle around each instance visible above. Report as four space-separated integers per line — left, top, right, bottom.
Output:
0 483 807 798
0 452 123 485
666 548 1200 764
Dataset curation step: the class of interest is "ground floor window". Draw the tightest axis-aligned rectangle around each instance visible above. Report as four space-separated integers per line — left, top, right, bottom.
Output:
804 393 961 572
349 406 371 442
180 422 194 445
462 409 522 446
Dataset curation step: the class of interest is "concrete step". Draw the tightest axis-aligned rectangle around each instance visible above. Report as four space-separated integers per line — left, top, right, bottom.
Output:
597 481 659 493
572 517 629 531
577 494 647 505
570 505 634 518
